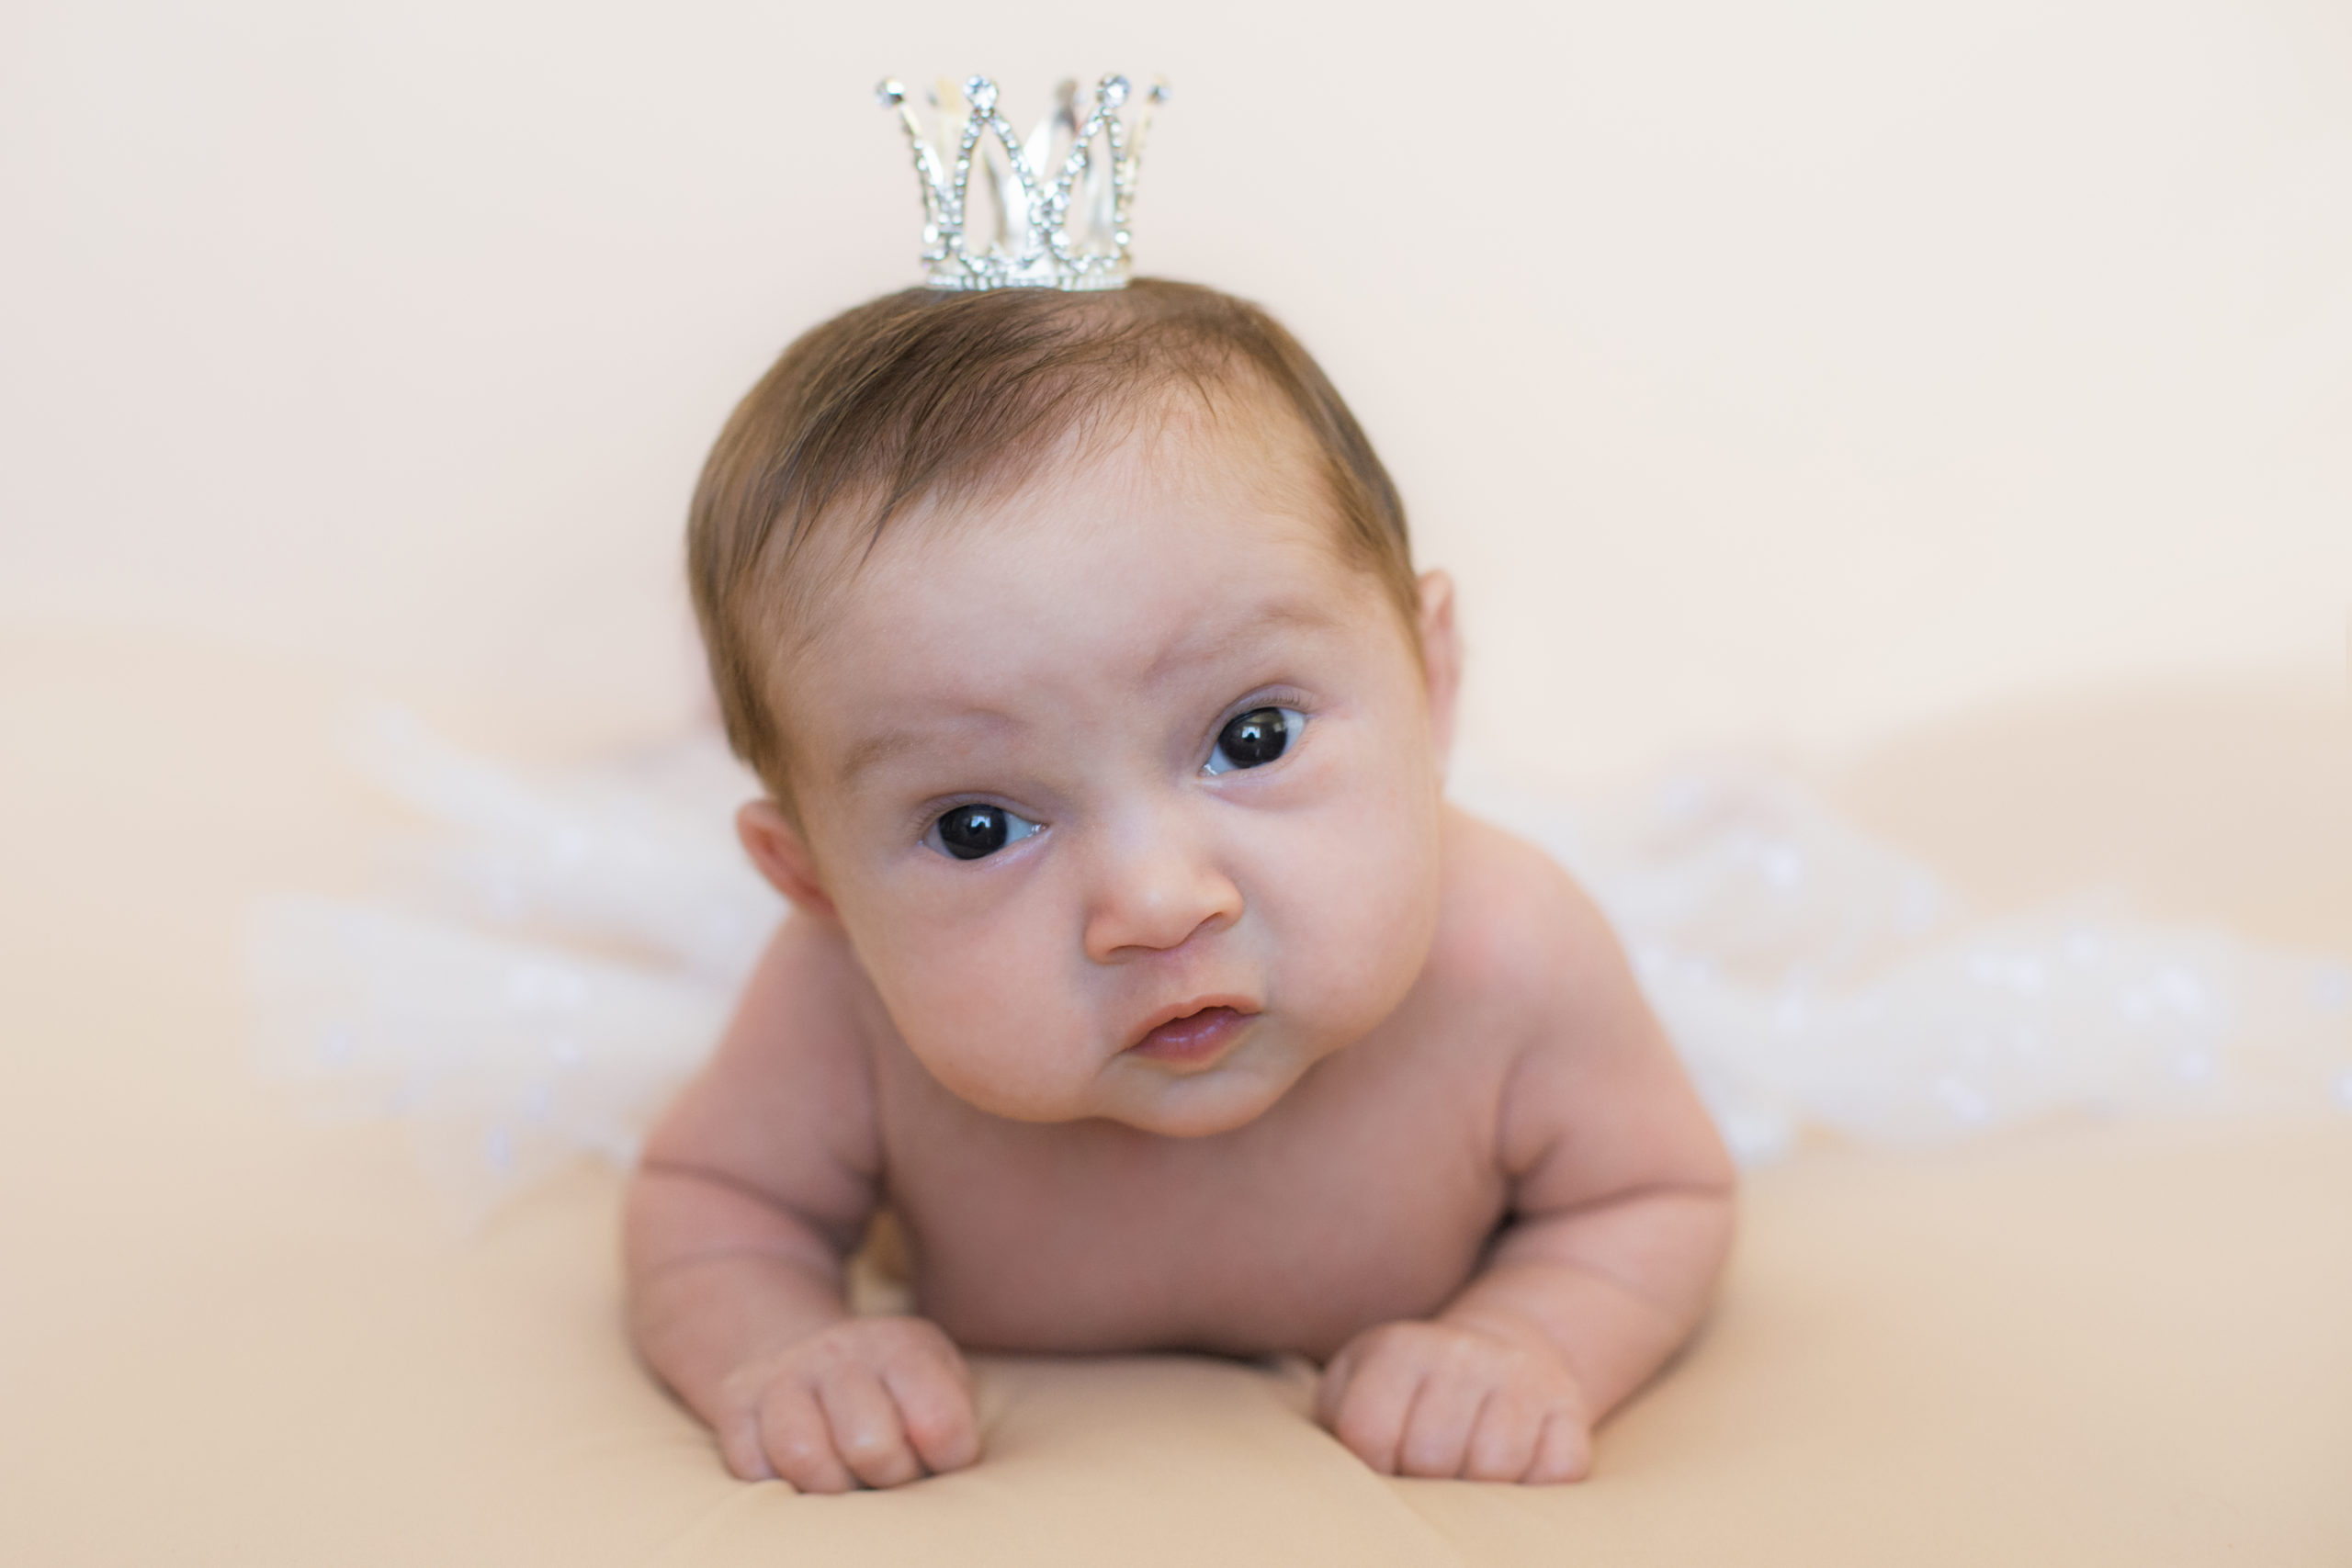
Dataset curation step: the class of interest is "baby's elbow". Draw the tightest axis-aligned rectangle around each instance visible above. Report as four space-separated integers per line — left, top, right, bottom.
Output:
1692 1121 1741 1205
1672 1178 1738 1321
1634 1159 1738 1315
1700 1178 1737 1271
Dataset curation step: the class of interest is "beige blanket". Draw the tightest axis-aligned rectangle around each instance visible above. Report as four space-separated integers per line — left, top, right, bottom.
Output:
4 636 2345 1564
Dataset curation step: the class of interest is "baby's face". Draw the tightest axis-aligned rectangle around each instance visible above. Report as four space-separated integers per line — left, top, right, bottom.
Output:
757 409 1453 1136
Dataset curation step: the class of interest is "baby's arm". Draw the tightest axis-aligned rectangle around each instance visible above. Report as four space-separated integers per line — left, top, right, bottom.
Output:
624 917 978 1491
1317 859 1736 1483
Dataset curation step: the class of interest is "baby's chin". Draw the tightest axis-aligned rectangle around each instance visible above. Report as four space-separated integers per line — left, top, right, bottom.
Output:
915 1030 1323 1138
1088 1029 1339 1137
1092 1077 1288 1137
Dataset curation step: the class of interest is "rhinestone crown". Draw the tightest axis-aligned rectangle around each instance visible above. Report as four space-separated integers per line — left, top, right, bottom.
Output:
876 73 1168 291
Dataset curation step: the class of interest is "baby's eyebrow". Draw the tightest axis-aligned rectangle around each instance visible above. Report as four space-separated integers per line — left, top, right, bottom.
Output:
836 728 920 787
1139 594 1346 684
834 710 1018 789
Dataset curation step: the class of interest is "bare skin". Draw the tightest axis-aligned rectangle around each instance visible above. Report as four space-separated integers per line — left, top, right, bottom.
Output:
626 400 1736 1491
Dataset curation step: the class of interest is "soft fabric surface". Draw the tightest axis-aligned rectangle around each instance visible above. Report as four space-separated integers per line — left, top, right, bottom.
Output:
4 636 2346 1565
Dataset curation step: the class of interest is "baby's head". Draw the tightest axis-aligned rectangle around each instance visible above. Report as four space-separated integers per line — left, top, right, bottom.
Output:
690 279 1459 1136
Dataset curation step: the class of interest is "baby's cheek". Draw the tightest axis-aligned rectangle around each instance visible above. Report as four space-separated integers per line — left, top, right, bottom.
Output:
1250 795 1442 1031
910 1025 1089 1121
859 914 1100 1120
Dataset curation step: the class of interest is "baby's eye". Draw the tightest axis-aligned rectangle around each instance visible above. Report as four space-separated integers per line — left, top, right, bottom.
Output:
1204 707 1305 775
927 803 1042 861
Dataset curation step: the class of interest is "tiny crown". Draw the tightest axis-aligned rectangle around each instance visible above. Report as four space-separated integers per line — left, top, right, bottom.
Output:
876 73 1169 291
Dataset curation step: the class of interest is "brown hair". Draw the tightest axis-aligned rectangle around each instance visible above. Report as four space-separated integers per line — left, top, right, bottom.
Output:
687 277 1415 798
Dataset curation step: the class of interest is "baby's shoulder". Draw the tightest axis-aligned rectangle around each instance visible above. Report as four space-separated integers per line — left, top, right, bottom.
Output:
645 913 885 1160
1423 804 1626 1016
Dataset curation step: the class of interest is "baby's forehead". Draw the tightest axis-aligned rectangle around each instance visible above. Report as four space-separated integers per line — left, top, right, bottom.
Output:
828 409 1353 632
774 384 1333 620
910 381 1331 540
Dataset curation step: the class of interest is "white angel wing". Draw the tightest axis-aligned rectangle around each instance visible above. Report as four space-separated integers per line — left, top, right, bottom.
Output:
1457 761 2352 1163
248 710 783 1217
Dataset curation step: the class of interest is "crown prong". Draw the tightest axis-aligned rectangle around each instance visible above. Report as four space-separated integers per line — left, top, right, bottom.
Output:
1116 76 1167 232
877 80 952 243
953 76 1035 276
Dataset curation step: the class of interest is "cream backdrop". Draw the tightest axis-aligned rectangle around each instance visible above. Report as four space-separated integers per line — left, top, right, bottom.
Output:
3 0 2346 779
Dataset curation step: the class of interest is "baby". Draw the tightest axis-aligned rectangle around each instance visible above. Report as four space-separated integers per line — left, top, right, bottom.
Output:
625 278 1735 1492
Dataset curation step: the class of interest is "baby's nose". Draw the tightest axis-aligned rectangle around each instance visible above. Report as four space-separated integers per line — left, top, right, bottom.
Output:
1079 818 1242 962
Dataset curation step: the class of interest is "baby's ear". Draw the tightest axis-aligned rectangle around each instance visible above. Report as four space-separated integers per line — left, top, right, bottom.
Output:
1416 569 1462 766
736 800 840 921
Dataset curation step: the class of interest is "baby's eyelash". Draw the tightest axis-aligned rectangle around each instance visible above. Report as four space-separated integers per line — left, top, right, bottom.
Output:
1216 686 1317 728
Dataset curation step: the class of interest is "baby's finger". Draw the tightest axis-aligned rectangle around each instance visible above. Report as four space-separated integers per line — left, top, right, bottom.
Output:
1523 1410 1594 1485
818 1368 924 1489
718 1411 777 1483
1397 1373 1490 1479
884 1356 979 1475
1314 1340 1363 1430
760 1387 857 1495
1461 1386 1543 1483
1327 1347 1423 1474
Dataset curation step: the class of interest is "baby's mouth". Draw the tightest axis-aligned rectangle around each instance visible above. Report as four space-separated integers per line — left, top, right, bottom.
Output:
1126 1004 1255 1066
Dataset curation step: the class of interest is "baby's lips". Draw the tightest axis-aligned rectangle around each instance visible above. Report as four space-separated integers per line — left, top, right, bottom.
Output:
1125 999 1259 1065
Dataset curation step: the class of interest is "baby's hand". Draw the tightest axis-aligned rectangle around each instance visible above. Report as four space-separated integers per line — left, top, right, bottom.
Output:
713 1316 978 1491
1316 1318 1593 1483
